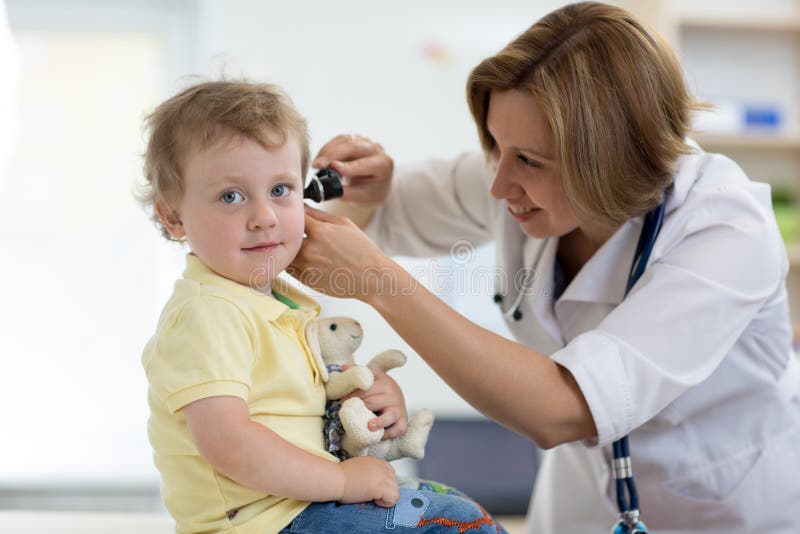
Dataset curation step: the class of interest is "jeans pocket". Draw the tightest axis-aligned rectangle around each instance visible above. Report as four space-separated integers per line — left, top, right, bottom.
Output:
387 488 431 528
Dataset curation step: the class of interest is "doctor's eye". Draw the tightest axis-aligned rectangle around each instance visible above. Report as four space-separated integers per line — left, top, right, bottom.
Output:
517 154 541 168
329 323 337 331
220 190 245 204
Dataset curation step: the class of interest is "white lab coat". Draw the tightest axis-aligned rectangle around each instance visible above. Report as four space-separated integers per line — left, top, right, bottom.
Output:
365 145 800 533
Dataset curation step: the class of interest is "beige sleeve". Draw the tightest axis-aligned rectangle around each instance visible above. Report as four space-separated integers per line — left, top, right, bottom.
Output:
364 151 498 257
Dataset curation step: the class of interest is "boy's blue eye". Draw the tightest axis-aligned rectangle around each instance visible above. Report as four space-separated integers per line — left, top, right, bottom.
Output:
220 191 244 204
271 184 290 197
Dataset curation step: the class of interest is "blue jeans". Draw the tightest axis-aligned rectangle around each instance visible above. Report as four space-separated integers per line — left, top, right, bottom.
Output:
279 479 508 533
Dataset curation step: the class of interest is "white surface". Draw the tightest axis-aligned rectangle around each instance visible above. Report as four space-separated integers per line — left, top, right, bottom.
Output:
0 510 529 534
2 0 565 487
0 511 173 534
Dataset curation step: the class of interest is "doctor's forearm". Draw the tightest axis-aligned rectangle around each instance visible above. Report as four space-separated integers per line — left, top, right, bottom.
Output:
367 265 597 449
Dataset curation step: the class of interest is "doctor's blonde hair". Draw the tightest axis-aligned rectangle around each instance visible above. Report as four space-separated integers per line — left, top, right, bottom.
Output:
467 1 702 225
136 80 310 241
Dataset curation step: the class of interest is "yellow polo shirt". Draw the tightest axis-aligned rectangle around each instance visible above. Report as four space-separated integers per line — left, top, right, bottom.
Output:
142 254 336 534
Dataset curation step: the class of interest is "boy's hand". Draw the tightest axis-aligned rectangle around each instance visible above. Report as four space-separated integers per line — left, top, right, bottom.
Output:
338 456 399 507
343 367 408 440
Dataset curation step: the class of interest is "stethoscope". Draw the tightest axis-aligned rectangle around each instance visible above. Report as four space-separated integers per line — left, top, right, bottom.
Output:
494 199 667 533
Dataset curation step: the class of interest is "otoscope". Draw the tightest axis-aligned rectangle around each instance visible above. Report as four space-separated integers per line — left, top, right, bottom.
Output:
304 167 344 202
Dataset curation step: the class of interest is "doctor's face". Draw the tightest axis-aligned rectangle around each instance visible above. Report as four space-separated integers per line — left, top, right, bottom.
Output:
486 90 580 239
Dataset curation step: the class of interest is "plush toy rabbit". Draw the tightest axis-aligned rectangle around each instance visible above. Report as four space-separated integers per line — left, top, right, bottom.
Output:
305 316 434 461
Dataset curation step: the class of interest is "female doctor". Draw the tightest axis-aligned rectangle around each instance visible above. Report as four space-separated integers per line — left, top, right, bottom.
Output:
291 3 800 532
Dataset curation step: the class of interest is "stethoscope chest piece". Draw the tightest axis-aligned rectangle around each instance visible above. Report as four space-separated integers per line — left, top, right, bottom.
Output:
612 516 648 533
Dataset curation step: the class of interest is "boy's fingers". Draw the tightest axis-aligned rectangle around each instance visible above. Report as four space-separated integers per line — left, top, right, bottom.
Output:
377 491 399 508
384 419 408 440
360 392 387 412
368 407 404 432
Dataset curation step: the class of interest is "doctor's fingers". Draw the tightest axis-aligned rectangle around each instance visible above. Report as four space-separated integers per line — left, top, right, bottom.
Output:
332 154 393 181
313 134 390 169
303 204 342 225
291 214 355 288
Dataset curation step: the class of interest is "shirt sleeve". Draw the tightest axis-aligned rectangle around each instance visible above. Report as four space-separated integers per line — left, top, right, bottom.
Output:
145 295 256 413
552 182 787 446
364 151 498 257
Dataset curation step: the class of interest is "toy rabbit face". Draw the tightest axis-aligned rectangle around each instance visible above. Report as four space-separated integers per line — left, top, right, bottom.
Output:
315 317 363 365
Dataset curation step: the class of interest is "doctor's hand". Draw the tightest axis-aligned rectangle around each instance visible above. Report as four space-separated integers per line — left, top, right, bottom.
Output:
313 134 393 207
289 205 404 302
343 365 409 440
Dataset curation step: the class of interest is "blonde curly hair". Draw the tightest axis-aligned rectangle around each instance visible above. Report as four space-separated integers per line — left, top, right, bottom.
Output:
136 80 310 241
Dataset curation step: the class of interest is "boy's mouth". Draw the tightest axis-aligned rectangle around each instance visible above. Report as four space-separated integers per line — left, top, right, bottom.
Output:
242 242 280 252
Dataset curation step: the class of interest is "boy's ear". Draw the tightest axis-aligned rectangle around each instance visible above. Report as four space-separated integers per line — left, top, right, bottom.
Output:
155 199 186 239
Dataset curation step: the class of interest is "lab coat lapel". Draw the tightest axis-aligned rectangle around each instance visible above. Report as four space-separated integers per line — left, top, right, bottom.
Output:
553 220 640 341
557 220 640 306
525 236 565 348
496 211 564 354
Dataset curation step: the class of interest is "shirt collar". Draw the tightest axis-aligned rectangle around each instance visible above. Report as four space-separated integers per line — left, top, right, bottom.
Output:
665 138 706 217
182 253 320 320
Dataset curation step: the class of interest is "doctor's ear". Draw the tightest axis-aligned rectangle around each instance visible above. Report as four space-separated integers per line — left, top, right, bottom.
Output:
155 199 185 239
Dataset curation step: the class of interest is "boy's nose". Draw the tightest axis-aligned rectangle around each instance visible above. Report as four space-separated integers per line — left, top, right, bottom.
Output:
248 202 278 230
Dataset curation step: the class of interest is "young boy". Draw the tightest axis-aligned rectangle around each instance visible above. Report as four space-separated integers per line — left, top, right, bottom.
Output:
138 80 506 534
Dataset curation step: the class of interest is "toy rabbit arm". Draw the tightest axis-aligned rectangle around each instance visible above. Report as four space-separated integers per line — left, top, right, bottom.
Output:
325 365 375 400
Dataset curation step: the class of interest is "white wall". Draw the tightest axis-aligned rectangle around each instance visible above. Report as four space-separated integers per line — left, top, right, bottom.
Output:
1 0 564 488
5 0 795 491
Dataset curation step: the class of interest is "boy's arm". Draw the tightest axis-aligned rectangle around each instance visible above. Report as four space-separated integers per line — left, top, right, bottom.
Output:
182 395 398 506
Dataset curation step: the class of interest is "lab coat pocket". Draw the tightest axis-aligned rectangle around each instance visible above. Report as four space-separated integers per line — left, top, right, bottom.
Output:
648 429 800 532
664 445 762 502
634 446 765 531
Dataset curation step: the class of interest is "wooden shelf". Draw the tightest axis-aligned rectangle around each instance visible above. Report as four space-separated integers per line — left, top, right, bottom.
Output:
695 134 800 151
679 14 800 33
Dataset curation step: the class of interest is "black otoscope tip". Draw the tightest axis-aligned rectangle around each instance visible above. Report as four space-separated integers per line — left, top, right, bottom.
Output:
304 167 344 202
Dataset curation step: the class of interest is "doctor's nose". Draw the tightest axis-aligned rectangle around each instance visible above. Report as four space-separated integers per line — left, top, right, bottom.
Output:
490 157 523 200
248 201 278 230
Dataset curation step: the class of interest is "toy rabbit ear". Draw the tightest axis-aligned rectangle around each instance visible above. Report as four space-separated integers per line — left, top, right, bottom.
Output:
304 320 329 383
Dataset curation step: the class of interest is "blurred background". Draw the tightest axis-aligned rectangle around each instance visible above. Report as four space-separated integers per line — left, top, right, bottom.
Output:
1 0 798 529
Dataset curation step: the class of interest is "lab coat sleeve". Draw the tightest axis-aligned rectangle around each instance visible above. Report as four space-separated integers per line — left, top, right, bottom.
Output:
364 151 497 257
552 181 788 446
